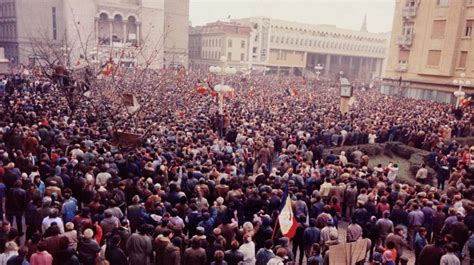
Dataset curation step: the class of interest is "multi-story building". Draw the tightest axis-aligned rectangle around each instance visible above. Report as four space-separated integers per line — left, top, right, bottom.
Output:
189 21 252 70
0 0 189 68
164 0 189 67
232 17 389 80
383 0 474 103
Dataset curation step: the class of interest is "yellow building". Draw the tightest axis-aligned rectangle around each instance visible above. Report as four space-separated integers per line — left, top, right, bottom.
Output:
383 0 474 104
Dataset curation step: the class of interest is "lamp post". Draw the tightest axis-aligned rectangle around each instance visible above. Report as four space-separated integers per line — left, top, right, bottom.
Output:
453 72 471 108
263 67 270 76
209 56 236 115
314 63 323 80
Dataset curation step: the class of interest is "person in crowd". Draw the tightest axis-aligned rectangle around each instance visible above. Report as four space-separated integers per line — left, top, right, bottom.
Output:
30 242 53 265
0 65 473 265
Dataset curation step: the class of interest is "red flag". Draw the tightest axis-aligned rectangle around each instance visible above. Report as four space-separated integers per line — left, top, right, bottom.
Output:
197 86 207 94
101 62 113 76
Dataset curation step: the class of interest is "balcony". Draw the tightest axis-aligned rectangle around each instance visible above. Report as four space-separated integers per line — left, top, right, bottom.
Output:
395 64 408 72
402 6 417 18
398 34 413 47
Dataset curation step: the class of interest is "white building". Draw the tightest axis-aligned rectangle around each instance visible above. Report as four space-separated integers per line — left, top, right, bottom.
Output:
0 0 189 68
233 17 389 79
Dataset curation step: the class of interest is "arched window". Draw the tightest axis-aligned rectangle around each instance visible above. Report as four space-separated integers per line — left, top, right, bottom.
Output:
127 16 138 43
112 14 124 42
98 13 110 45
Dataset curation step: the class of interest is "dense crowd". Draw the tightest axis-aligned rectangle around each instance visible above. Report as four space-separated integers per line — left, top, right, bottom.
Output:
0 65 473 265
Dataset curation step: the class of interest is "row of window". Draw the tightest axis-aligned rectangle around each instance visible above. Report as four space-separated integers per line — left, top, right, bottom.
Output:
269 26 384 44
403 19 474 40
270 35 385 53
399 50 469 68
199 50 246 61
434 0 474 7
0 3 15 18
199 38 247 49
0 23 16 39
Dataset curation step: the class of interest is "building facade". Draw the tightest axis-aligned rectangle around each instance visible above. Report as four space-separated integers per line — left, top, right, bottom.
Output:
232 17 389 80
189 21 252 70
383 0 474 103
0 0 189 68
164 0 189 68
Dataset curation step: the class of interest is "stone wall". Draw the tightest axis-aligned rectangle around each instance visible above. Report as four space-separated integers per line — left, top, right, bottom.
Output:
323 141 437 181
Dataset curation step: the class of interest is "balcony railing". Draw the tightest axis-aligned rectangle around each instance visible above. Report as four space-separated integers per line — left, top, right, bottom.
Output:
398 34 413 47
402 6 417 18
395 64 408 72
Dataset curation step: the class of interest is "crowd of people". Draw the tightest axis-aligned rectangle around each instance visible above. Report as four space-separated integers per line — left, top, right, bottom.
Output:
0 64 473 265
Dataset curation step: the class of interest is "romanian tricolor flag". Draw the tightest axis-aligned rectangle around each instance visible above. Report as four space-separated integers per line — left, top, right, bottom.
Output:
273 185 298 240
101 62 113 77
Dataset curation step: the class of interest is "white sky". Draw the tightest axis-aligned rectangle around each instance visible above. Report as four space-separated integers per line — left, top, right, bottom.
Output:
189 0 395 33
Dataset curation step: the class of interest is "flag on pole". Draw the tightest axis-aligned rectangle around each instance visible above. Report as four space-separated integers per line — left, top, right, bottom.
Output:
461 94 474 107
100 61 113 77
274 185 298 240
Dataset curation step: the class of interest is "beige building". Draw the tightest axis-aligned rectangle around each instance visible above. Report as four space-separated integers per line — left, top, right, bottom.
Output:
189 21 252 70
383 0 474 103
233 17 389 80
0 0 189 68
164 0 189 67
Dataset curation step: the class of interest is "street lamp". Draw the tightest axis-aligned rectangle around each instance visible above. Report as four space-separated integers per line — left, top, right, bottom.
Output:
314 63 323 80
453 72 471 108
263 67 270 76
209 56 236 115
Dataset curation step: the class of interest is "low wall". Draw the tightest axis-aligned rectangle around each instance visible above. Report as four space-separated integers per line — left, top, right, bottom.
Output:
323 141 437 181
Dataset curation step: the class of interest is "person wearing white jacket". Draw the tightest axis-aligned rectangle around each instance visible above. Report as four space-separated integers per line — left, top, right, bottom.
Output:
239 233 256 265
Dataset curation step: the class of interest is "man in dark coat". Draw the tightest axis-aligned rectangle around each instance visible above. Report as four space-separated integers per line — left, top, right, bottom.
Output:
6 180 27 235
184 237 207 265
163 237 182 265
105 235 128 265
418 238 444 265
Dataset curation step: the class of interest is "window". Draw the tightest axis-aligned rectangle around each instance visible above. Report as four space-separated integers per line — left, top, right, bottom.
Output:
240 53 245 61
465 20 473 37
403 22 414 36
399 50 409 64
227 52 232 61
427 50 441 66
52 7 57 40
241 40 245 48
459 51 468 68
252 47 257 53
228 39 232 48
431 20 446 39
437 0 448 6
270 36 274 42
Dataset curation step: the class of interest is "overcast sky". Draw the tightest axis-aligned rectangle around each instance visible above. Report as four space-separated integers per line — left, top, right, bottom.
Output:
189 0 395 33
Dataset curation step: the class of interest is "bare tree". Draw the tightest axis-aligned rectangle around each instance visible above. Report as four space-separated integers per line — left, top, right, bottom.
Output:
26 21 172 148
